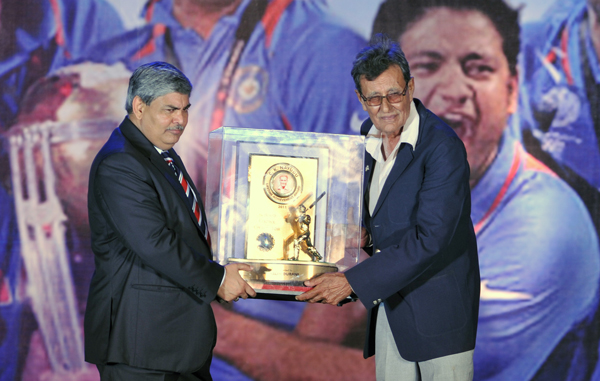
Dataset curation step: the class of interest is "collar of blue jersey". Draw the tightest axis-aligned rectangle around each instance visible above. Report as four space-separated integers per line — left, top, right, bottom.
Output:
141 0 181 28
142 0 254 32
470 122 518 230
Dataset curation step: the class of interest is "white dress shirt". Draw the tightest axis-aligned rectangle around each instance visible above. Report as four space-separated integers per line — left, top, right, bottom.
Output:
365 101 420 215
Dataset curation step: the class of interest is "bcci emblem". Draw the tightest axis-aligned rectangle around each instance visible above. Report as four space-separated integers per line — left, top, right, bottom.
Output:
263 163 303 204
230 65 268 114
257 233 275 252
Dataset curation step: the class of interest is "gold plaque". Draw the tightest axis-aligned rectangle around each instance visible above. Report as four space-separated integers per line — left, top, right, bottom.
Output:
246 155 319 261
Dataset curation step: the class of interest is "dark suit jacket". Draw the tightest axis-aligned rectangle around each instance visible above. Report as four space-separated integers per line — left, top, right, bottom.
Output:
345 99 480 362
84 117 225 373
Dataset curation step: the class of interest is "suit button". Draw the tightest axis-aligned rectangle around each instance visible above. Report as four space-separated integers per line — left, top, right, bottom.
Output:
375 249 381 253
373 300 378 305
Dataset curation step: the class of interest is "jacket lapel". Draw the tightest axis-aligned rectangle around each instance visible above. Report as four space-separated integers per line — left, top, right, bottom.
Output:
369 99 428 217
361 118 375 223
119 117 208 241
371 144 414 217
149 151 189 203
150 151 211 250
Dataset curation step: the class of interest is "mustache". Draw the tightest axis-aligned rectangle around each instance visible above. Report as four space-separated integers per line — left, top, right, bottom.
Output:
167 125 185 131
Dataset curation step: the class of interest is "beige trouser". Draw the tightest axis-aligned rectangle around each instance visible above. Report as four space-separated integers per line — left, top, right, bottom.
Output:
375 306 474 381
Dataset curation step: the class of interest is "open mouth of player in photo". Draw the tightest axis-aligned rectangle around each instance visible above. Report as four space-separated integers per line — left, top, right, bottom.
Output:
440 112 477 141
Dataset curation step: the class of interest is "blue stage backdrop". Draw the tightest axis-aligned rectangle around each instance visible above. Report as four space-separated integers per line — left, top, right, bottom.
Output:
1 0 600 380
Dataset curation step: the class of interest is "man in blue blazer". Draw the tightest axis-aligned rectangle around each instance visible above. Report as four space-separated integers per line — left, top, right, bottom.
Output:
85 62 255 380
298 36 480 379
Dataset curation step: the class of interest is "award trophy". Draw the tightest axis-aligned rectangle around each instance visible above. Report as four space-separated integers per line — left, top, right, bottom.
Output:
206 128 364 300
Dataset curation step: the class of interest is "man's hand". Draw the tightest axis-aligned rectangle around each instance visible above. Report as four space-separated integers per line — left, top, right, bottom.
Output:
360 227 371 248
217 263 257 302
296 272 352 305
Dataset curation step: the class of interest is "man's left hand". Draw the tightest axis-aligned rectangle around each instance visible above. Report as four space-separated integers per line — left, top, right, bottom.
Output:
296 272 352 305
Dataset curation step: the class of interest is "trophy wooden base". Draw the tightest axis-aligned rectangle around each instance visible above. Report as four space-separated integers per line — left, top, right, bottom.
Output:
228 258 338 300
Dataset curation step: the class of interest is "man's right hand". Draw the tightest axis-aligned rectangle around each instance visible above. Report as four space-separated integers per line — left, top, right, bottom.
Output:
217 263 257 302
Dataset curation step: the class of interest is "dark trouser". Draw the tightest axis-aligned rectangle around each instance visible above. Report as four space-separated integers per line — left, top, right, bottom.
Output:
97 355 213 381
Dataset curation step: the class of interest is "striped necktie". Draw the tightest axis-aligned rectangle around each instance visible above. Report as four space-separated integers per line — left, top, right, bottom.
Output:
160 151 208 237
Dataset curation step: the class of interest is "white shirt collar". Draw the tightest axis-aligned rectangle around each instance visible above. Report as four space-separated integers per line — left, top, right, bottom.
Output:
365 100 420 162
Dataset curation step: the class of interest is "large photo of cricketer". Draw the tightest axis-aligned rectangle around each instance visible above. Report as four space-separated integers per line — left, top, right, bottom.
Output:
5 0 600 380
371 0 600 380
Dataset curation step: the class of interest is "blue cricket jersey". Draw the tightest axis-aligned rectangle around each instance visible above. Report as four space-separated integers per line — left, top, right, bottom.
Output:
472 128 600 380
85 0 368 188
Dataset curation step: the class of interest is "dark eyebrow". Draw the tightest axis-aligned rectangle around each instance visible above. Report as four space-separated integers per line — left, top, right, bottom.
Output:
412 51 491 62
365 88 402 98
461 53 501 68
462 53 486 61
165 103 192 111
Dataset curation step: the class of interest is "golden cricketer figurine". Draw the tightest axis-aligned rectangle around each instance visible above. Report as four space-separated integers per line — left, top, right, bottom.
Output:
285 192 326 262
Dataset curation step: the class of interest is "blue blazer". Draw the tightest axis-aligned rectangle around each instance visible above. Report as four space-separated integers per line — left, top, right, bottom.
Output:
345 99 480 362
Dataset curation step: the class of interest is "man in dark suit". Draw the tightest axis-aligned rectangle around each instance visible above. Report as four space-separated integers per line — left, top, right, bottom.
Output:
297 36 480 379
84 61 255 381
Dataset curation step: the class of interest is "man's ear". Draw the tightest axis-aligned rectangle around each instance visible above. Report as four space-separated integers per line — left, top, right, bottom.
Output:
131 95 146 121
407 77 415 103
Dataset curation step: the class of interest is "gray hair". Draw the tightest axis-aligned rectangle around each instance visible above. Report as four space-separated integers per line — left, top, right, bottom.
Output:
125 62 192 114
351 34 411 96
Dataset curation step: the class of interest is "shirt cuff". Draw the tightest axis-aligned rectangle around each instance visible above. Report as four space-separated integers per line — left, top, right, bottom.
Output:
220 269 226 287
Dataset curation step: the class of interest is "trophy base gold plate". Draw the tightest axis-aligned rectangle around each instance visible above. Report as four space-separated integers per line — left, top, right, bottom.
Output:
228 258 338 299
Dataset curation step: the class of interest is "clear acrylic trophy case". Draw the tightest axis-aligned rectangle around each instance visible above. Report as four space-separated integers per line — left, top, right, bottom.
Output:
206 127 365 300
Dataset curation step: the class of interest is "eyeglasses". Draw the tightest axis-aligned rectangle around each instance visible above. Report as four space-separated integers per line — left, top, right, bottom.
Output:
360 82 409 107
